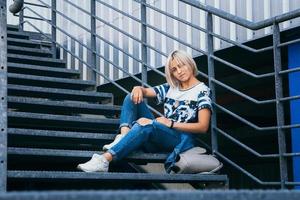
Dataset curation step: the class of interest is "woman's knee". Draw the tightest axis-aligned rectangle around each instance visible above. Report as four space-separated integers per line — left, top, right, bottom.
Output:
123 93 133 105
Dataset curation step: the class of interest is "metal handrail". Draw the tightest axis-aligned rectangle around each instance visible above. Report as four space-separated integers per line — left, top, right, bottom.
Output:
63 0 168 57
213 102 300 131
24 6 154 89
23 20 162 116
13 0 300 189
180 0 300 30
35 0 165 78
212 77 300 104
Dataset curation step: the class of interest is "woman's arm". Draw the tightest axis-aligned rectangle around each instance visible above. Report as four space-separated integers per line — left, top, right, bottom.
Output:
131 86 156 104
156 108 211 134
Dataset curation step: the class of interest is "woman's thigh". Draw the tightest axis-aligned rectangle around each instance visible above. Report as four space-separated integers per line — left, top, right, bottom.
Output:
144 120 182 152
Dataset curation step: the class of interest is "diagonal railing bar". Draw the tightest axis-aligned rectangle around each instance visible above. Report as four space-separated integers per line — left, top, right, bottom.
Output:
24 7 155 89
213 103 300 131
214 151 281 185
212 77 300 104
35 0 165 78
214 127 279 158
180 0 300 30
24 20 162 117
62 0 168 58
279 66 300 75
97 0 208 56
211 55 275 78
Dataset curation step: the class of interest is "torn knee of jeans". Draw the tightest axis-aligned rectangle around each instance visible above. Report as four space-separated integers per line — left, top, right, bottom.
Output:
135 119 154 127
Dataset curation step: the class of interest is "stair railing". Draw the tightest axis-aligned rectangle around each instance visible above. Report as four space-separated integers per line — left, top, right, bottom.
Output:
0 0 7 193
11 0 300 189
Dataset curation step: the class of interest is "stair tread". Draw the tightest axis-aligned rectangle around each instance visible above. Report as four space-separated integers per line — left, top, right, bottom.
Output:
8 84 112 98
8 111 119 124
7 170 228 182
7 37 50 45
8 53 65 64
8 62 79 75
7 147 167 161
8 96 120 111
8 73 95 85
8 128 115 140
8 46 52 54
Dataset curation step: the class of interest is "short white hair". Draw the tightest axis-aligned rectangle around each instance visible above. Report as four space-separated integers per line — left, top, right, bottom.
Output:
165 50 198 88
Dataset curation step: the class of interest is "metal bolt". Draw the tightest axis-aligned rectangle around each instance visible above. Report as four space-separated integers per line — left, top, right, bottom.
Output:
0 160 4 164
1 97 4 100
1 66 4 70
1 129 4 132
1 36 3 39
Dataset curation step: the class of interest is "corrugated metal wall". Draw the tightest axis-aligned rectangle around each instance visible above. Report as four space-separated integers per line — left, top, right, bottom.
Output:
7 0 300 85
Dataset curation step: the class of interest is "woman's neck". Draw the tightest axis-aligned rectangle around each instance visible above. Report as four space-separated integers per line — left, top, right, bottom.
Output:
179 77 200 90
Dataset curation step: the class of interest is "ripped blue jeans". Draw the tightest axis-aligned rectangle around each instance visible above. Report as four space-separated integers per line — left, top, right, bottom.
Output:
107 94 195 161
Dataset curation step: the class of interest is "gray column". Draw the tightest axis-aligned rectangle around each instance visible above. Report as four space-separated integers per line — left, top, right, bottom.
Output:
0 0 7 192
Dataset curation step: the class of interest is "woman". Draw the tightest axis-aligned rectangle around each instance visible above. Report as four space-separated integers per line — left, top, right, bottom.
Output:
77 50 212 173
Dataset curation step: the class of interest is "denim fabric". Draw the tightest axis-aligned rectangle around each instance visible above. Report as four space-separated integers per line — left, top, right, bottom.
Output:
108 94 195 173
118 94 155 129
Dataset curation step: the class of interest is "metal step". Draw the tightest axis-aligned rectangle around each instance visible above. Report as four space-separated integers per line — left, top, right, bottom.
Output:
7 38 51 48
7 30 30 39
7 53 65 68
8 73 95 90
8 84 113 103
8 96 121 115
8 111 119 132
7 170 228 185
8 46 52 57
7 147 167 163
8 128 115 140
7 24 19 31
8 62 79 78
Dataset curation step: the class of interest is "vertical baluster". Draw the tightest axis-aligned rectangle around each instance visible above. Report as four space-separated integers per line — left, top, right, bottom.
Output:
18 6 24 31
90 0 96 82
51 0 57 58
273 22 288 189
206 13 218 152
141 0 147 88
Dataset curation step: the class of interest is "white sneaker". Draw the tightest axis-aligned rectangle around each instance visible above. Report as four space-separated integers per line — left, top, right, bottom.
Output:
77 154 109 172
103 134 125 151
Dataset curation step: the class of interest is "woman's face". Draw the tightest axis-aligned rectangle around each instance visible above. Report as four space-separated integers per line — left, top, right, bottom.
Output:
169 59 193 83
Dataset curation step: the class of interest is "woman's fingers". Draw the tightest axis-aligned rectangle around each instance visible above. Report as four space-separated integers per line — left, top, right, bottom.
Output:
131 87 143 104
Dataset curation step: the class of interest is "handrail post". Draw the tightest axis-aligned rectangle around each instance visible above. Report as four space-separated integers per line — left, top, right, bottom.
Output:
18 7 24 31
273 22 288 189
51 0 57 58
90 0 96 82
141 0 147 88
206 12 218 152
0 0 8 192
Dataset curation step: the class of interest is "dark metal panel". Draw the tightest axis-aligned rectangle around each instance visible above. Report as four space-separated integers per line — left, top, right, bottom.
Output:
0 0 7 192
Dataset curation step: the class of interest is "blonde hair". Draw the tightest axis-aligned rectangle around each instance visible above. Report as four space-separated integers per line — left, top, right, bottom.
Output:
165 50 198 88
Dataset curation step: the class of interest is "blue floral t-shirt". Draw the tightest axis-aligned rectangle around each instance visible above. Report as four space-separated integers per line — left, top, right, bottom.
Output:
153 82 212 123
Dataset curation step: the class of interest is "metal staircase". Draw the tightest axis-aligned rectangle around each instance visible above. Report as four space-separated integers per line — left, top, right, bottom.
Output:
3 24 228 191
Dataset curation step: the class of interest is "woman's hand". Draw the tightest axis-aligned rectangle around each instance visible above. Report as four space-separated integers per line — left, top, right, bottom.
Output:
131 86 144 104
156 117 172 128
136 117 153 126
